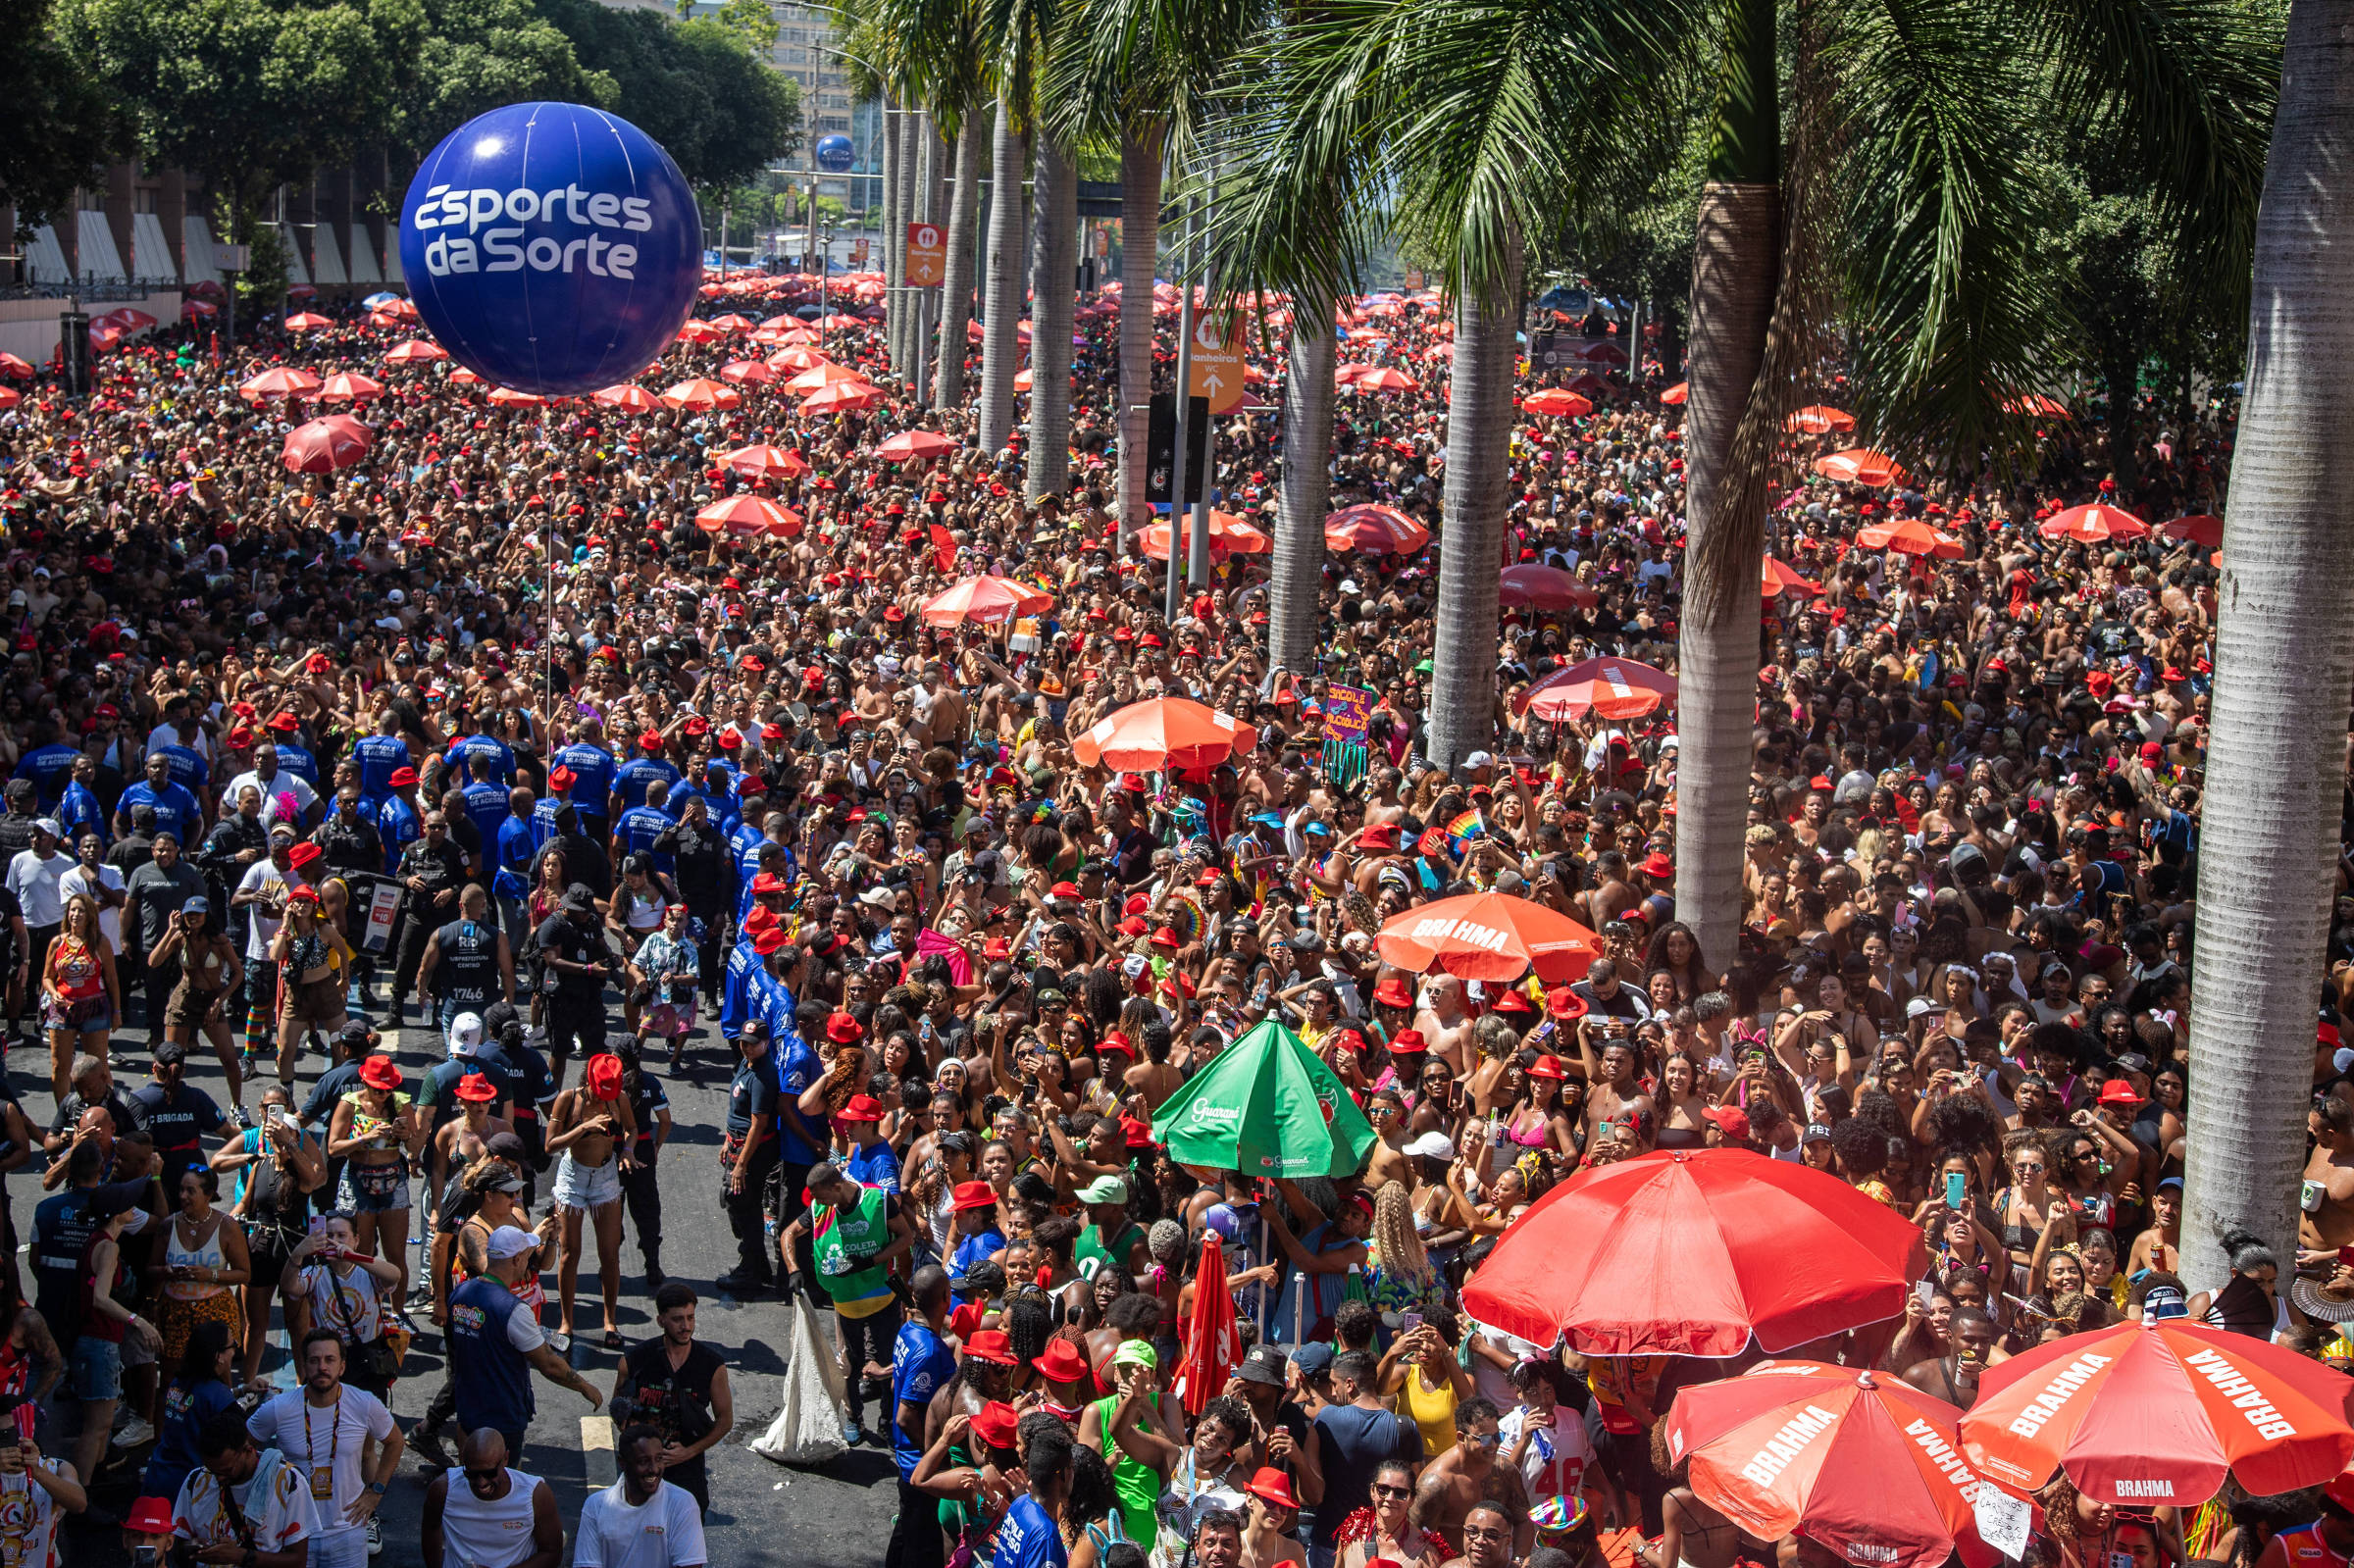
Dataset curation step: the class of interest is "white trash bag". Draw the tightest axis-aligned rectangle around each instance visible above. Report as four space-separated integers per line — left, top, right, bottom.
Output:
751 1290 848 1466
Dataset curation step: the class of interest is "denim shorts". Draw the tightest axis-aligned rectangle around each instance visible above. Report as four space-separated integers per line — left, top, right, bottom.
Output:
71 1336 123 1402
338 1160 410 1214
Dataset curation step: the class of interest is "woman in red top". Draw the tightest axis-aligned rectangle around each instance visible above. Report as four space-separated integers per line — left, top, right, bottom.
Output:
42 893 117 1108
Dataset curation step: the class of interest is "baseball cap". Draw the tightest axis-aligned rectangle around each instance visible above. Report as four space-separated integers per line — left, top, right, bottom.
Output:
486 1226 540 1261
1077 1175 1129 1205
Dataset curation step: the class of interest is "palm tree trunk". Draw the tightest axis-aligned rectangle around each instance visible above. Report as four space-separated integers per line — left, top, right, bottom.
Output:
1424 234 1523 770
979 97 1029 458
1671 0 1779 977
1117 118 1164 546
1026 131 1079 500
2181 0 2354 1294
894 106 920 375
881 101 902 376
1268 293 1336 675
935 107 982 413
922 113 947 395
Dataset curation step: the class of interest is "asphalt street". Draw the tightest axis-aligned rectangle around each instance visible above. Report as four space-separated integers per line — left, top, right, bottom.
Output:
17 987 899 1567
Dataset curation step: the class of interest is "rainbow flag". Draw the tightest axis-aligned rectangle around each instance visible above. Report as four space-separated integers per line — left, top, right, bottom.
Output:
1446 809 1485 853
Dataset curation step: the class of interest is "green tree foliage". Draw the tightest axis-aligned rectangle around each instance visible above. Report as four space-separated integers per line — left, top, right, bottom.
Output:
380 0 615 152
0 0 126 231
538 0 801 190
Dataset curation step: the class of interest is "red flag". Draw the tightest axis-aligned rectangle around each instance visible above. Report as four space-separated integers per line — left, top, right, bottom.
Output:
929 525 956 574
1175 1231 1238 1416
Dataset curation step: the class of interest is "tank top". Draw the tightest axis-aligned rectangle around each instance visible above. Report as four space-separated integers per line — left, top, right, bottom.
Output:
433 919 500 1005
2279 1525 2354 1568
448 1276 536 1435
164 1212 230 1302
49 936 100 1001
1091 1392 1166 1549
624 887 664 933
435 1468 543 1568
1401 1363 1459 1456
0 1463 65 1568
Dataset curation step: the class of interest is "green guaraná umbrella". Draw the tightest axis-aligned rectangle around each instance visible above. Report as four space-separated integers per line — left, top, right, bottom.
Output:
1151 1019 1378 1180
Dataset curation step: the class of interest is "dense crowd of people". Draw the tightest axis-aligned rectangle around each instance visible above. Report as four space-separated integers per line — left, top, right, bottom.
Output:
0 255 2335 1568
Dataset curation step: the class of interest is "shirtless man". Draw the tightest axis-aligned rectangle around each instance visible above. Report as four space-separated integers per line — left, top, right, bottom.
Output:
1415 978 1478 1077
2128 1176 2183 1275
1414 1400 1532 1556
545 1050 638 1350
1579 1037 1656 1145
1900 1307 2003 1408
2302 1098 2354 1251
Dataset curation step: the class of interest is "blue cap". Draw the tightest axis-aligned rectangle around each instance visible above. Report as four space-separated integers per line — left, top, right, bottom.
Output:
181 895 209 915
1290 1342 1335 1378
2158 1176 2183 1191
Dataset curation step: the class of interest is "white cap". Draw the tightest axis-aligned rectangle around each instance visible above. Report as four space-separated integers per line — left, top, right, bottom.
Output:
1404 1132 1455 1160
1462 751 1494 769
486 1226 539 1261
447 1012 484 1058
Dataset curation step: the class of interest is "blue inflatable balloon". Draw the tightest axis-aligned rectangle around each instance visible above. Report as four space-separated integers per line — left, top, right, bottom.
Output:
814 133 856 175
399 103 700 397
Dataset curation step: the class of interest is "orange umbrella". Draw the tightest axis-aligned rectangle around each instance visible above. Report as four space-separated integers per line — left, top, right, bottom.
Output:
1762 557 1822 597
784 361 866 393
384 339 446 365
1660 381 1688 405
876 430 959 462
1814 448 1909 486
675 320 725 343
1350 367 1419 392
1787 405 1856 434
99 307 157 331
1375 890 1603 985
240 367 322 401
766 348 830 372
1324 504 1431 554
2162 514 2224 549
719 359 777 384
315 373 384 403
707 314 756 333
1516 656 1677 721
486 386 551 407
920 576 1053 629
1857 517 1963 558
1140 513 1272 561
281 415 372 474
662 379 741 410
282 312 333 331
1071 698 1256 770
2004 392 2071 418
720 444 809 481
1523 388 1593 418
695 495 801 536
0 388 16 410
802 379 883 412
448 367 483 385
2038 503 2149 542
1498 564 1598 611
591 384 662 411
0 354 33 379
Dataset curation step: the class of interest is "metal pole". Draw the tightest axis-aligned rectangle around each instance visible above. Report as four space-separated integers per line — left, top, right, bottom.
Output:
720 202 729 283
1165 202 1197 628
1184 192 1211 590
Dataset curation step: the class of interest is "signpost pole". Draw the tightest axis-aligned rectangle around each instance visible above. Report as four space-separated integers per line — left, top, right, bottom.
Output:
1185 190 1213 590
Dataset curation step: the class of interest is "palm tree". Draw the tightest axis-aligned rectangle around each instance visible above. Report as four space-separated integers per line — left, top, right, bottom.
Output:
1026 131 1080 498
873 0 990 408
2180 0 2354 1292
978 99 1032 456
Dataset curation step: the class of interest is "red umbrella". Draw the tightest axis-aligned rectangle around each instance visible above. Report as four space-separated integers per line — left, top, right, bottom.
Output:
1857 518 1963 559
283 312 333 331
1661 380 1688 404
1960 1318 2354 1507
1350 367 1419 392
1375 890 1602 986
591 384 661 412
695 495 801 537
315 373 384 403
1140 515 1272 561
1071 698 1255 770
0 388 20 410
1666 1362 1996 1568
448 367 483 385
1523 388 1593 418
486 386 552 407
0 354 34 380
720 444 809 481
1174 1232 1239 1418
785 361 866 393
2039 503 2149 542
1763 557 1823 597
1516 656 1677 721
707 314 756 333
2005 392 2071 418
802 379 883 413
240 367 321 402
1460 1149 1929 1356
281 415 371 474
766 347 831 372
99 307 156 331
718 359 777 384
663 379 741 410
876 430 959 462
2162 514 2225 549
1324 504 1431 554
384 339 446 365
1787 405 1856 434
1815 448 1909 486
921 575 1053 630
1498 564 1598 611
675 319 725 343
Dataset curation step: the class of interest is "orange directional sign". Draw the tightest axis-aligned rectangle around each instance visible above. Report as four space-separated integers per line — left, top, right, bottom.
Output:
1186 315 1246 414
907 222 946 286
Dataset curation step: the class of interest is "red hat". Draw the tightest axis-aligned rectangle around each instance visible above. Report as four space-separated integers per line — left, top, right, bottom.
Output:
586 1053 625 1099
285 842 324 870
455 1071 499 1103
951 1179 998 1212
225 727 256 748
685 716 711 736
1242 1468 1302 1512
750 872 788 894
752 926 789 955
1035 1339 1091 1383
1359 824 1401 851
1546 987 1589 1020
266 712 300 733
546 765 574 790
1049 881 1082 900
1639 851 1674 879
388 765 420 786
825 1012 865 1044
1116 916 1150 938
718 727 743 750
1373 977 1415 1009
838 1093 884 1122
359 1056 403 1091
1150 926 1180 950
1388 1029 1426 1055
970 1398 1021 1446
127 1496 177 1536
1120 1115 1155 1149
982 937 1011 960
640 731 664 751
1491 988 1535 1016
1705 1104 1751 1140
286 885 321 905
742 904 779 935
2097 1079 2145 1107
1526 1054 1568 1081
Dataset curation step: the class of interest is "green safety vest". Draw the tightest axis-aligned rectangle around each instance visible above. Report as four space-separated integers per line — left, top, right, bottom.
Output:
810 1186 892 1303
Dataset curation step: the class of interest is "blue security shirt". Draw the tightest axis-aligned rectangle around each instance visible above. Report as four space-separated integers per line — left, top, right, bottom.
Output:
614 805 674 874
118 781 201 845
890 1320 957 1481
844 1139 900 1195
271 740 319 785
612 756 682 814
151 742 210 795
56 780 106 846
719 939 762 1040
767 986 827 1166
443 733 517 787
376 794 422 873
553 741 616 818
13 744 79 806
997 1493 1068 1568
493 815 540 897
351 734 410 799
460 781 508 846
